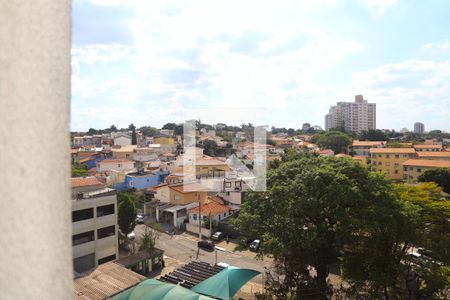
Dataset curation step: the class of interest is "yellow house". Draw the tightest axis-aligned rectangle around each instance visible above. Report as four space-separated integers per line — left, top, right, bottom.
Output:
153 136 176 145
153 182 208 205
175 154 231 178
111 145 137 159
370 148 417 180
168 183 209 205
403 159 450 183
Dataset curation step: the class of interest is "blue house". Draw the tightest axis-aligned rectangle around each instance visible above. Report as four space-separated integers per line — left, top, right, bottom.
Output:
113 170 168 191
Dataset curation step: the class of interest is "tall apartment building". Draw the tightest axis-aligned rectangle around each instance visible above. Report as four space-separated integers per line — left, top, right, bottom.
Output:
325 95 376 133
71 177 119 275
414 122 425 134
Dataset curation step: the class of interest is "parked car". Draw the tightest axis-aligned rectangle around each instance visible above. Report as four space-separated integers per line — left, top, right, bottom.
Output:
249 239 261 251
198 240 215 251
127 232 136 241
211 232 224 241
136 214 145 224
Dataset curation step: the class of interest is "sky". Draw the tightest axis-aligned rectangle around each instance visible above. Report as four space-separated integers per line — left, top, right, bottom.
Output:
72 0 450 132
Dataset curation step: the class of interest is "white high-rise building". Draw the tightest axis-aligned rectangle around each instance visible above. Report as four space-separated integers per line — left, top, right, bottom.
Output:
324 95 376 133
414 122 425 134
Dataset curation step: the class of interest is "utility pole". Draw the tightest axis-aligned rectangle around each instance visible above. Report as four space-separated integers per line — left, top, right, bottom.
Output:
198 194 202 240
209 211 212 235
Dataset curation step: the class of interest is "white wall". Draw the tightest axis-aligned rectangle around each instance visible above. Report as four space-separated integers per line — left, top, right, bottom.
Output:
114 136 132 146
0 1 73 298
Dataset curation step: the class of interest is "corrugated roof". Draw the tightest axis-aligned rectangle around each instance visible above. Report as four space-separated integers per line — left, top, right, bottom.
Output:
73 262 146 300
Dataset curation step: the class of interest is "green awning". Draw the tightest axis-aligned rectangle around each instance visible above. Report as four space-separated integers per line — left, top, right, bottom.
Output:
108 279 214 300
191 266 261 300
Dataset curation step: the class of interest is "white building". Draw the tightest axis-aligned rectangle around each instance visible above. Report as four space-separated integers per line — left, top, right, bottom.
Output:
114 133 132 146
325 95 376 133
71 177 119 274
414 122 425 134
96 159 135 173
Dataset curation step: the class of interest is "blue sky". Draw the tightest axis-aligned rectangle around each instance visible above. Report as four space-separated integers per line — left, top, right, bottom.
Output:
72 0 450 132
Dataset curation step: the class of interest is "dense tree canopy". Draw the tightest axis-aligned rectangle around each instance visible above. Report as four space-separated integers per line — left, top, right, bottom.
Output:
234 154 402 298
418 168 450 194
314 131 352 154
234 153 450 299
358 129 388 141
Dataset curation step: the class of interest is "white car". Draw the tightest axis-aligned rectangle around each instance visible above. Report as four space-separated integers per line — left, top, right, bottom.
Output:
127 232 136 240
136 214 145 224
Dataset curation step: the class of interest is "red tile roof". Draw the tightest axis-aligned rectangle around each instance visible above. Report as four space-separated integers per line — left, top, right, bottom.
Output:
403 159 450 168
352 140 385 147
71 176 104 188
189 201 231 215
417 152 450 158
414 144 442 149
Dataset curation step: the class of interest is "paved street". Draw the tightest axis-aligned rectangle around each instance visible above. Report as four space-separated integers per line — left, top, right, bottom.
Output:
134 224 271 286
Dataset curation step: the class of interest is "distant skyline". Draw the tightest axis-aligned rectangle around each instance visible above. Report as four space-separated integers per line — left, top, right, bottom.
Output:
72 0 450 132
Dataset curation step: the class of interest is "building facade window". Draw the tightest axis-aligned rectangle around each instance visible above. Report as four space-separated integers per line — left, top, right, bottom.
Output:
97 204 114 217
98 254 116 265
72 231 94 246
225 182 231 188
97 225 116 239
72 208 93 222
386 162 390 166
193 214 197 220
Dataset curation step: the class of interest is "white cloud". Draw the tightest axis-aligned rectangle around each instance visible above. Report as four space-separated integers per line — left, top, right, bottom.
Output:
358 0 398 16
352 59 450 130
423 41 450 52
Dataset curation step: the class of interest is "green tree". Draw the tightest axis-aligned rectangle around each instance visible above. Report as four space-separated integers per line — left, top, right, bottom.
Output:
118 194 137 235
162 122 177 130
202 140 218 156
129 123 137 145
139 228 158 252
71 164 88 177
394 183 450 299
359 129 387 141
139 126 159 137
316 131 352 154
110 124 118 132
233 154 399 298
418 168 450 193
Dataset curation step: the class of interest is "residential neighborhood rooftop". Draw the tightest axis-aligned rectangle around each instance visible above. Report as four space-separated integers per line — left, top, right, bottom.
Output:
189 201 232 215
417 151 450 158
71 176 104 188
352 140 386 147
403 159 450 168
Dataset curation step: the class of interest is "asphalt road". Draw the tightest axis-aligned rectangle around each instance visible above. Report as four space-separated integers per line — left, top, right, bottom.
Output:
134 224 271 284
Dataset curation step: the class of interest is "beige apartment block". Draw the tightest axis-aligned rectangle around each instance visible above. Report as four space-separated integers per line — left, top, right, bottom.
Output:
71 177 119 275
403 159 450 183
